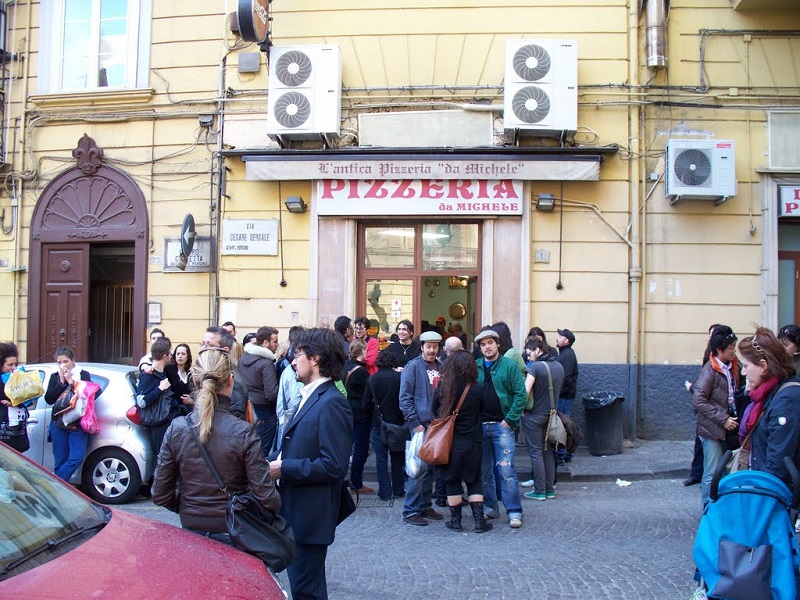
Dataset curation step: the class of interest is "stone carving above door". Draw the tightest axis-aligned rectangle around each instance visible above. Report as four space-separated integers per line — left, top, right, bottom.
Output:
35 135 141 236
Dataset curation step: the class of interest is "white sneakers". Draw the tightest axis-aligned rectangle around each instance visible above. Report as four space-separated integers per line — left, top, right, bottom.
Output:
509 518 523 529
520 479 534 488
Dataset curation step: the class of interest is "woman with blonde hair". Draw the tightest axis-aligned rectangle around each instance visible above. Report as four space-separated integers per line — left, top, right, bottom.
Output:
152 347 280 543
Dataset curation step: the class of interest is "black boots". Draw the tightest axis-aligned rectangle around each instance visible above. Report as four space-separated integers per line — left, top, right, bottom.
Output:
445 504 462 531
470 501 493 533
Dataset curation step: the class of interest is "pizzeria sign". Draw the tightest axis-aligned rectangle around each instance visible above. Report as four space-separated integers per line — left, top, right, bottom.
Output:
316 179 524 216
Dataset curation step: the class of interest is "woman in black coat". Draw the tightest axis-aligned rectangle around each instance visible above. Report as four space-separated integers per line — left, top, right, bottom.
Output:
344 339 373 494
431 350 491 533
165 342 194 415
364 349 406 500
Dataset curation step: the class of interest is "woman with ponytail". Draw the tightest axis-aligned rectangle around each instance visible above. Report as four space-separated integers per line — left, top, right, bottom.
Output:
152 347 281 543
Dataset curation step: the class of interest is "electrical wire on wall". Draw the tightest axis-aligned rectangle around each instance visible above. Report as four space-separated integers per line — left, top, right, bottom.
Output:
277 180 287 287
556 181 564 290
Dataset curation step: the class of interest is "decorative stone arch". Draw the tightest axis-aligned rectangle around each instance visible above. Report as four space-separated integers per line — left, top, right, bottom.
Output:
28 134 149 363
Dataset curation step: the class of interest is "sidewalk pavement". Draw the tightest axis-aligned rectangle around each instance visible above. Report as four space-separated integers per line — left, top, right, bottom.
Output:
361 439 695 483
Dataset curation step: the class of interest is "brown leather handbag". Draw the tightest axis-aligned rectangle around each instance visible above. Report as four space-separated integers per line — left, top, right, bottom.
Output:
417 384 471 466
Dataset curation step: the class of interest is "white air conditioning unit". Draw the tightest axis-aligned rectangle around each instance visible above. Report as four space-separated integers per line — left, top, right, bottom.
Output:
267 45 342 140
665 139 737 204
503 39 578 134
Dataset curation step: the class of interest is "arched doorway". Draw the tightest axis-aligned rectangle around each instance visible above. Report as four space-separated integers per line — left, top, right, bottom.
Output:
28 134 148 364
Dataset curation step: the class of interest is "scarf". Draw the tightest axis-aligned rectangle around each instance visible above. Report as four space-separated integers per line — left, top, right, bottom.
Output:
745 376 779 433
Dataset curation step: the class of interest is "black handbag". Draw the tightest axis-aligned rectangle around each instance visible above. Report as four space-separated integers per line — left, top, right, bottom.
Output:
0 422 30 453
136 389 173 427
380 420 410 452
186 418 295 572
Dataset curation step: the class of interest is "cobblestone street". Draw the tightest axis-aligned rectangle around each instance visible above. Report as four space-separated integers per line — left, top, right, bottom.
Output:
121 478 702 599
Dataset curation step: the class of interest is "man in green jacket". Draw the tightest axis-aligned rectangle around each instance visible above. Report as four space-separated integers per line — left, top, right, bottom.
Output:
475 329 527 528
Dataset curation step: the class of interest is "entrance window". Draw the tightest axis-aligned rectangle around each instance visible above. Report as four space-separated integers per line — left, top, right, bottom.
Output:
422 224 479 270
364 227 415 268
359 222 480 347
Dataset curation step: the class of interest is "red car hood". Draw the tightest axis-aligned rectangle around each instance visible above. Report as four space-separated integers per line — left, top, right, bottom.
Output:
3 510 285 599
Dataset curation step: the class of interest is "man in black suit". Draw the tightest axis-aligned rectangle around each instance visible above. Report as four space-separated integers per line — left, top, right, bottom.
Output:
268 328 353 600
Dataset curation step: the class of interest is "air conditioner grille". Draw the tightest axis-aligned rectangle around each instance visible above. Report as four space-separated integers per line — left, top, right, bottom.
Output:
274 50 313 87
274 91 311 128
673 149 712 187
512 86 551 124
512 44 552 82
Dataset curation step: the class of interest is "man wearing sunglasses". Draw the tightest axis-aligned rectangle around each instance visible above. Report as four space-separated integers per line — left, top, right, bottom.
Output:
268 328 352 600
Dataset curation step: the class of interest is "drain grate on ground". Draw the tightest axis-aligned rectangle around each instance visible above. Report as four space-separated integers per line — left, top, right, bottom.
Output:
355 497 396 508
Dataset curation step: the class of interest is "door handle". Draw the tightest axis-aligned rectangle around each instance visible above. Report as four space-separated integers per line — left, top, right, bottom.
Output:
27 417 38 425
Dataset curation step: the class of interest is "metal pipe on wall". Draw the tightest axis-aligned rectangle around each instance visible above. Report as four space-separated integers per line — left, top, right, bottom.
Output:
646 0 667 68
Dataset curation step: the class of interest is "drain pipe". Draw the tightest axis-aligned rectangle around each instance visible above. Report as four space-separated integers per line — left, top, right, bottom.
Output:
626 0 643 440
646 0 667 68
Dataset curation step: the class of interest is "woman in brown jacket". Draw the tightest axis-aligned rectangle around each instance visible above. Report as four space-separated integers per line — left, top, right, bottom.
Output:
152 347 281 543
691 325 740 505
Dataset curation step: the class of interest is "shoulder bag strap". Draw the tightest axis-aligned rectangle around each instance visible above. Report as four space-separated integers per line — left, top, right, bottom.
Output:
542 361 555 411
453 383 472 416
345 366 360 387
184 416 229 497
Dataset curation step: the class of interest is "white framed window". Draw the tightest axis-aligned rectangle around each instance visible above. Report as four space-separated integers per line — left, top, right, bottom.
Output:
38 0 151 94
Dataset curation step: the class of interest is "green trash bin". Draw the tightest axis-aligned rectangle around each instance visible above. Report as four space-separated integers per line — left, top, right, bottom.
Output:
582 392 624 456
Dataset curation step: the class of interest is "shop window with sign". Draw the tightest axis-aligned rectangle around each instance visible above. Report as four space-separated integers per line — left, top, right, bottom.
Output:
38 0 151 93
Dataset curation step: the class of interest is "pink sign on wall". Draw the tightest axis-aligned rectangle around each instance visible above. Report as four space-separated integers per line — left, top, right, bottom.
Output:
780 185 800 217
316 179 525 216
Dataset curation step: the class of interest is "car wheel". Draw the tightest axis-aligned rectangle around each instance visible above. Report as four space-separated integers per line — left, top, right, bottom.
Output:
82 447 142 505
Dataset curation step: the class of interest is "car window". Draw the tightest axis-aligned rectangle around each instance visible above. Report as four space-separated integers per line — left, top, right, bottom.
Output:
0 447 109 580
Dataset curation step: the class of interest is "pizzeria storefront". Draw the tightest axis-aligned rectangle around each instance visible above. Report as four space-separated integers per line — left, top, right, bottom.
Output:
240 148 613 345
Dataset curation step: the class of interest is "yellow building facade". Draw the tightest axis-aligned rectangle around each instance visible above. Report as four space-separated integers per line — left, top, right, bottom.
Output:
0 0 798 438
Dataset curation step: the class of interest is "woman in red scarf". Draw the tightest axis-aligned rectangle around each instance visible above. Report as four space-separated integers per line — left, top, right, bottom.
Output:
738 328 800 486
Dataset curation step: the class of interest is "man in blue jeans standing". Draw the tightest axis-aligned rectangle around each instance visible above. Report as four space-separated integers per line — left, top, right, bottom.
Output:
475 329 527 529
399 331 444 526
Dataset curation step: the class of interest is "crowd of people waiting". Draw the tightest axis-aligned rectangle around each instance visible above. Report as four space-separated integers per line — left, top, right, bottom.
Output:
6 313 800 599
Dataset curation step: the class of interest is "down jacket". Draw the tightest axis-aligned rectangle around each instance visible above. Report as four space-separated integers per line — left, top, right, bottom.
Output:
238 343 279 409
152 395 281 533
692 355 740 442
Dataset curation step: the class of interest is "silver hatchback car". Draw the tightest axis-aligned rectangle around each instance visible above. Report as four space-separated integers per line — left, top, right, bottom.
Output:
20 362 153 504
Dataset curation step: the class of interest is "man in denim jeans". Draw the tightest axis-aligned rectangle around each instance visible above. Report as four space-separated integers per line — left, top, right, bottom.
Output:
475 329 527 528
399 331 444 526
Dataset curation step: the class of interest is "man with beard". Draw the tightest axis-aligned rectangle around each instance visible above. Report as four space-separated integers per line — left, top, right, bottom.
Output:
268 328 352 600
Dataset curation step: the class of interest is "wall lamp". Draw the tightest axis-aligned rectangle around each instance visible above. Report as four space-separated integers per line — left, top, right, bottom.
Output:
284 196 307 213
536 193 556 212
